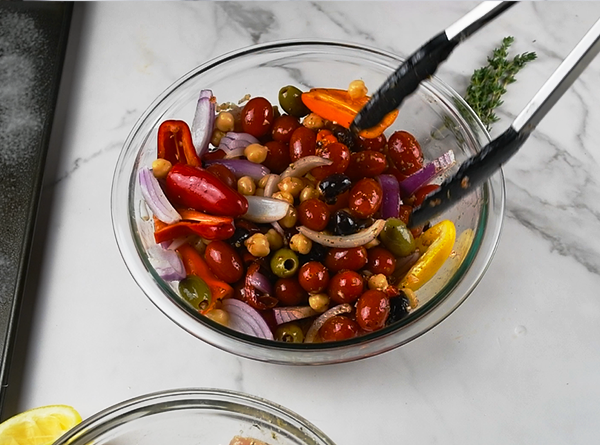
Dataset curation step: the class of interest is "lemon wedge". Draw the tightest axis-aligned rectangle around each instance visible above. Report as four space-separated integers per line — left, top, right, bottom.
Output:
0 405 81 445
400 220 456 291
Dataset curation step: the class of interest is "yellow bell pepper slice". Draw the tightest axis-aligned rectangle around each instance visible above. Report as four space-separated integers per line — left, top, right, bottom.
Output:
301 88 399 138
400 220 456 291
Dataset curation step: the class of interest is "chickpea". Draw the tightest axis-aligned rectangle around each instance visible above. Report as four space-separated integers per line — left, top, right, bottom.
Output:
303 112 325 130
211 129 226 147
289 233 312 255
348 79 368 99
265 228 284 251
299 185 320 202
151 158 172 180
258 174 270 189
215 111 235 133
279 206 298 228
368 273 389 291
309 293 330 313
278 177 304 198
245 233 270 257
237 176 256 196
205 308 229 326
272 191 294 205
244 143 268 164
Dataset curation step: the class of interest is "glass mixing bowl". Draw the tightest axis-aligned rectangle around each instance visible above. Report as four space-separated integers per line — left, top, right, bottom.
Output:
111 40 504 365
53 388 336 445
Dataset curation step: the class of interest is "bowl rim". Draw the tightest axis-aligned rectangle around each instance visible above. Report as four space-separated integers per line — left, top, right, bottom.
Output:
52 387 336 445
111 39 505 365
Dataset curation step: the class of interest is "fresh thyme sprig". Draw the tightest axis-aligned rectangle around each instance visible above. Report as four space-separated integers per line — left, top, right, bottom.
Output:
464 36 537 131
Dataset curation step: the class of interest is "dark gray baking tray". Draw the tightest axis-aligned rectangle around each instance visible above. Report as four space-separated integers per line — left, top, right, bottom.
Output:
0 2 72 414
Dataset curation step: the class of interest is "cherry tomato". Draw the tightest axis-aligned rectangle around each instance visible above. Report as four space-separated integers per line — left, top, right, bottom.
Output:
263 140 291 174
311 142 350 181
289 126 316 161
345 150 387 181
297 198 330 231
202 149 226 162
398 204 412 225
355 133 387 152
319 315 359 342
316 129 338 148
348 178 382 218
206 163 237 190
271 115 301 143
366 247 396 276
204 240 245 283
387 130 424 175
412 183 440 207
324 246 368 273
241 97 274 137
328 270 364 304
275 277 308 306
355 290 390 332
298 261 330 293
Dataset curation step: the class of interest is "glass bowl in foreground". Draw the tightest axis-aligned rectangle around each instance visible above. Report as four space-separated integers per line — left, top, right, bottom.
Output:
53 388 335 445
111 40 504 365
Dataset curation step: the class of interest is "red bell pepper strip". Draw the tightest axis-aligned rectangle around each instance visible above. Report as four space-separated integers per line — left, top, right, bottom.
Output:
153 213 234 244
157 120 202 167
176 243 233 306
165 164 248 217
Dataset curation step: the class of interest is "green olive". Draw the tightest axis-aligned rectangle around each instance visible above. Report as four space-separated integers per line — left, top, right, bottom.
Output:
278 85 310 118
178 275 211 311
275 323 305 343
270 248 299 278
379 218 416 257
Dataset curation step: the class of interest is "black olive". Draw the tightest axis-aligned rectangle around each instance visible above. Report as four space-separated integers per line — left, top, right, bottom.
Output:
228 227 251 249
318 173 352 204
298 242 328 263
329 124 356 151
387 294 411 325
328 210 359 236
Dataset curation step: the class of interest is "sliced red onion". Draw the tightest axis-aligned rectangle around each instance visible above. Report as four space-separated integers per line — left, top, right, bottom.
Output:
221 299 274 340
191 89 216 158
138 167 181 224
270 221 285 239
377 174 401 219
243 196 290 223
399 149 455 198
219 132 260 158
280 156 332 179
147 245 186 281
273 306 318 325
305 304 353 343
263 174 280 198
393 249 421 278
204 159 270 181
247 265 274 296
298 219 386 248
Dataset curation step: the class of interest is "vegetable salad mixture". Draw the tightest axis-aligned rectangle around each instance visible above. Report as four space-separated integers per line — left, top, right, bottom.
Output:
139 80 459 343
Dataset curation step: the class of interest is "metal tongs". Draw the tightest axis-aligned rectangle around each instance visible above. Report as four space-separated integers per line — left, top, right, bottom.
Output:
351 1 600 228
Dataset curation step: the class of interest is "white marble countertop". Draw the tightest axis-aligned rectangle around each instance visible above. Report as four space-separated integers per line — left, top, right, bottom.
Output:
5 2 600 444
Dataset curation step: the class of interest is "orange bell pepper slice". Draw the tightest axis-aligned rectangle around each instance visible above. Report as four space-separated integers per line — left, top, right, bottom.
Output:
301 88 399 139
176 243 233 310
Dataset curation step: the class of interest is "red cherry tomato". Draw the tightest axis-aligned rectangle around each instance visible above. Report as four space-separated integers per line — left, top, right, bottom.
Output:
298 261 330 293
311 142 350 181
387 130 424 176
275 277 308 306
412 184 440 207
355 289 390 332
348 178 383 218
328 270 364 304
345 150 387 181
297 198 330 231
355 133 387 152
241 97 274 137
366 247 396 276
271 115 301 142
289 126 316 161
205 163 237 190
319 315 359 342
324 246 368 273
263 140 291 174
316 129 338 148
204 240 245 283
